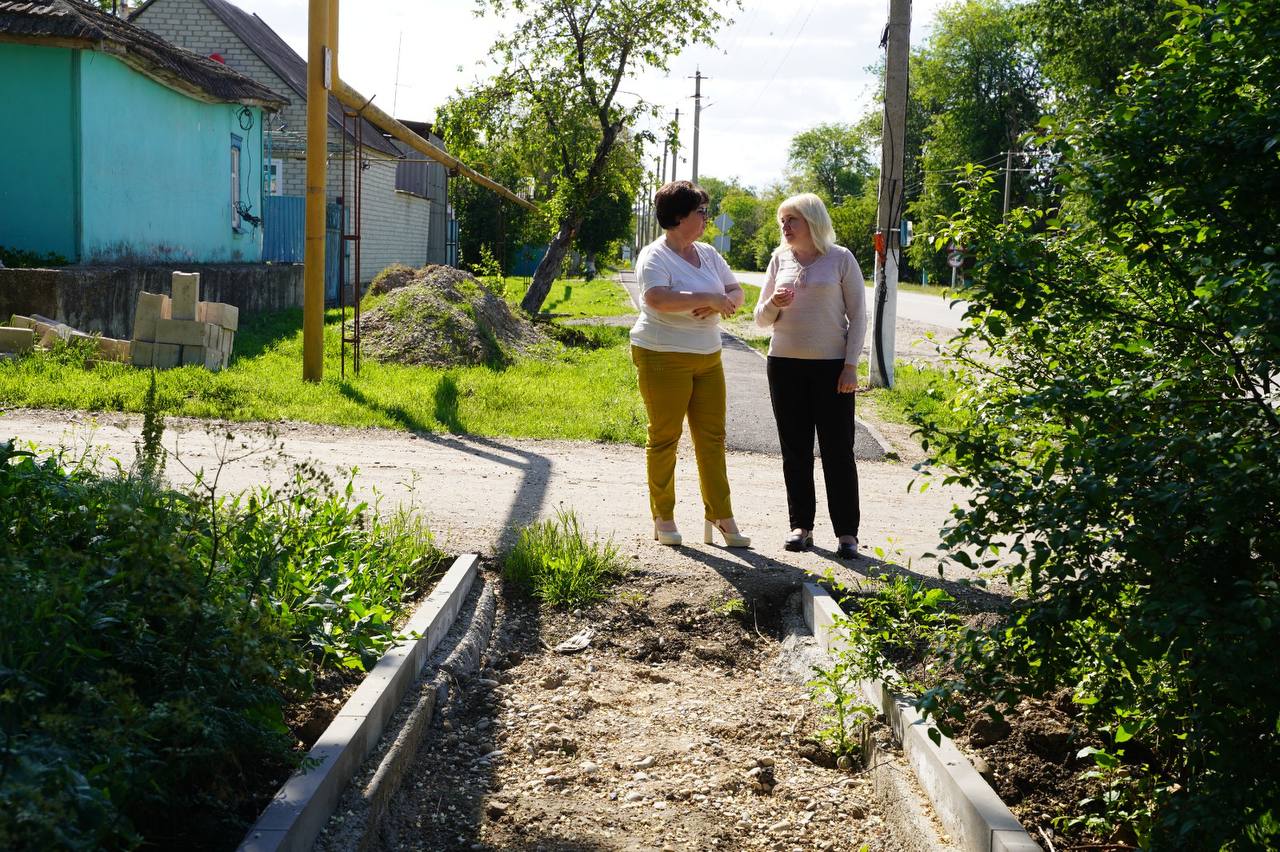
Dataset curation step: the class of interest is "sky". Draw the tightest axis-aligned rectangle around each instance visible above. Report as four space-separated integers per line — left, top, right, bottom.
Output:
221 1 951 192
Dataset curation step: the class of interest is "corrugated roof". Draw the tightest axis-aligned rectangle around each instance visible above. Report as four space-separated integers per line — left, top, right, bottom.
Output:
0 0 287 109
133 0 399 157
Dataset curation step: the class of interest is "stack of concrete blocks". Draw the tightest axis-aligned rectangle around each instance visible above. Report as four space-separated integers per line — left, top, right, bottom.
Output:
1 314 131 361
130 272 238 370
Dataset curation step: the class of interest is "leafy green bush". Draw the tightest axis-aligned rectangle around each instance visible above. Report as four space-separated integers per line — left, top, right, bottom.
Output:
920 1 1280 846
504 508 620 608
0 443 446 850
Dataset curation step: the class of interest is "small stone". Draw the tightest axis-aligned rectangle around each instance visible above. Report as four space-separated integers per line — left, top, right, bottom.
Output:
633 771 650 781
573 608 583 618
769 819 788 833
847 803 869 820
624 791 645 802
971 754 995 784
757 756 776 767
836 755 853 770
486 801 509 818
653 801 668 810
633 755 656 769
581 761 600 775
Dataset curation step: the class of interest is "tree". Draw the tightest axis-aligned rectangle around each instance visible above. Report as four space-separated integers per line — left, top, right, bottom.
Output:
439 0 739 314
786 122 875 202
574 187 634 271
924 0 1280 845
905 0 1044 281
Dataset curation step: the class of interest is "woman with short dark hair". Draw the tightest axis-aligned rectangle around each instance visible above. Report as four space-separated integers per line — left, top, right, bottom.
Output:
754 193 867 559
630 180 750 548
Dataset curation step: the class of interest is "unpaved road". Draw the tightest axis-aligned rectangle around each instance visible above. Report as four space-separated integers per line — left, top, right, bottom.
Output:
1 408 967 586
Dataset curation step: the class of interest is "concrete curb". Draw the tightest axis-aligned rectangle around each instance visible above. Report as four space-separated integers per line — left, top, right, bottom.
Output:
803 582 1041 852
238 553 481 852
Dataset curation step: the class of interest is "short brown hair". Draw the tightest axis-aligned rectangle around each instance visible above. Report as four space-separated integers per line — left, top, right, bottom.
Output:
653 180 709 230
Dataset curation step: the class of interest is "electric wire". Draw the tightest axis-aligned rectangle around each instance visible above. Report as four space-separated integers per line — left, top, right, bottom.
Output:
749 2 818 110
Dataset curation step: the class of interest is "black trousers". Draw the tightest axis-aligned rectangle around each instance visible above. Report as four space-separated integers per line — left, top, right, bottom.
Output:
766 357 860 537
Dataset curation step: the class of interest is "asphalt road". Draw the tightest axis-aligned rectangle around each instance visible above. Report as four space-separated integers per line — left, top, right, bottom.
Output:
732 269 967 330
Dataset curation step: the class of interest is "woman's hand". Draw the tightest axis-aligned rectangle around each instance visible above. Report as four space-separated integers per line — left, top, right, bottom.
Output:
771 287 796 308
837 364 860 394
693 293 737 319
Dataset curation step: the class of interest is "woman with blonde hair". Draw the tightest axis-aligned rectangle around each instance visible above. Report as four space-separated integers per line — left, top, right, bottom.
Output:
754 193 867 559
630 180 750 548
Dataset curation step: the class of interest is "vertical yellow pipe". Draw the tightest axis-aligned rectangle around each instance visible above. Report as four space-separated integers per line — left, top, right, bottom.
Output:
303 0 329 382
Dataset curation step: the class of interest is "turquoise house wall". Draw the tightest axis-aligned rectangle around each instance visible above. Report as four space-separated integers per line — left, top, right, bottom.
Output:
0 43 79 260
78 52 265 263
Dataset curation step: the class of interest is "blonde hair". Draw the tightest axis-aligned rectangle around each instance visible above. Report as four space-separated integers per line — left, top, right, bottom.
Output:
776 193 837 255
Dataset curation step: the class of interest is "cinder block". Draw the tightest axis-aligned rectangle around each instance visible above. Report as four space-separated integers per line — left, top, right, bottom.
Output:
131 341 181 369
181 344 207 367
0 327 35 354
96 337 131 362
132 292 171 342
155 319 213 347
8 315 36 330
202 300 240 330
171 271 200 320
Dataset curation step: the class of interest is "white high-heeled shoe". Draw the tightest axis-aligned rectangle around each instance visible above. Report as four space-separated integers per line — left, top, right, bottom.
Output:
704 519 751 548
653 521 682 546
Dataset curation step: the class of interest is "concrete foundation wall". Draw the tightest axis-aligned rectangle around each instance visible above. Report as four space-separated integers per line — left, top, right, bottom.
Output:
0 264 302 340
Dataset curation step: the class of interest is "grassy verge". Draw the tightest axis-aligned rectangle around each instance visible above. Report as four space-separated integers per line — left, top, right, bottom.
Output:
503 508 622 608
0 309 647 444
481 274 635 318
861 361 967 435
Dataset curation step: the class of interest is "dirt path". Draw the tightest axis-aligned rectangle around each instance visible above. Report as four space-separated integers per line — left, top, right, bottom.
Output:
0 408 967 588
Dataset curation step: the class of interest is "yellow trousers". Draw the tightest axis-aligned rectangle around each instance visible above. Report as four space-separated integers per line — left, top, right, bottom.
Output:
631 345 733 522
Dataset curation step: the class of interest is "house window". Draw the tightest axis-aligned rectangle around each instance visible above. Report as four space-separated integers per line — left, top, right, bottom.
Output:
231 134 243 231
264 158 284 196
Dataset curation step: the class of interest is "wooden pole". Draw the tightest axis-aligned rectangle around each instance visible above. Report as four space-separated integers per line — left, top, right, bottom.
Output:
303 0 329 382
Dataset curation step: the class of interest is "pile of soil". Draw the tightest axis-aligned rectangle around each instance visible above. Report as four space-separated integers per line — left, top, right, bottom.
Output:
361 265 548 367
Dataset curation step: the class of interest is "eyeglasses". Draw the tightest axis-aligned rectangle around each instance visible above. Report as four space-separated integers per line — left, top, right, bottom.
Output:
695 207 710 217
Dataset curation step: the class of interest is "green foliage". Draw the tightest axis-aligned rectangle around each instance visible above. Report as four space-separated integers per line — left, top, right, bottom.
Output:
0 442 446 849
786 122 875 202
0 245 69 268
807 660 876 763
830 575 963 697
504 508 621 608
921 1 1280 845
905 0 1044 281
439 0 739 312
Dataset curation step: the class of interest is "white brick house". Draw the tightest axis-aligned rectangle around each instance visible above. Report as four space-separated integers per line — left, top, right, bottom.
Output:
131 0 447 284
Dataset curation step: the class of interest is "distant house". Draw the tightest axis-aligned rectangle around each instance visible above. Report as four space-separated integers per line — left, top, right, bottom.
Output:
131 0 452 286
0 0 287 265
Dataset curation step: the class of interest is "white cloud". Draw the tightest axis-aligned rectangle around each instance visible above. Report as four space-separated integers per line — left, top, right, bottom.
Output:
221 0 951 191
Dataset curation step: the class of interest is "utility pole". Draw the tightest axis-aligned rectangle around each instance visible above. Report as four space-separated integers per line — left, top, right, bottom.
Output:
690 69 704 183
670 109 679 182
653 156 662 240
869 0 910 390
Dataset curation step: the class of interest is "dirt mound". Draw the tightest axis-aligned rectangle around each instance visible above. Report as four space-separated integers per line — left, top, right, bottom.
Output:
368 263 417 296
361 265 548 367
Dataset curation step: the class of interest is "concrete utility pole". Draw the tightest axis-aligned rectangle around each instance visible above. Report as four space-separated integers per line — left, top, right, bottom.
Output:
690 69 704 183
869 0 911 390
670 109 679 182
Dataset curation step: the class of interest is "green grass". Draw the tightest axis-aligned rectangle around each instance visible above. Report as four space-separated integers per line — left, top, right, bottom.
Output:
0 308 648 444
481 274 635 318
503 508 622 608
862 361 967 434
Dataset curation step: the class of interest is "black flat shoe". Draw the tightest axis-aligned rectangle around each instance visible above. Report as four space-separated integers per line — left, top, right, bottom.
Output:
784 530 813 552
835 539 859 560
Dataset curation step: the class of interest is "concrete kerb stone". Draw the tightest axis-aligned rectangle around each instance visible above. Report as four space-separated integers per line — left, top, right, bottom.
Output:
803 581 1041 852
238 553 480 852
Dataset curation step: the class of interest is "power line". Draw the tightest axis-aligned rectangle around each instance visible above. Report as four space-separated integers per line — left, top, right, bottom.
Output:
750 2 818 110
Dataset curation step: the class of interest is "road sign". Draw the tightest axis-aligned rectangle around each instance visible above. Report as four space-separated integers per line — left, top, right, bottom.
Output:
714 213 733 232
712 234 731 254
947 249 965 269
